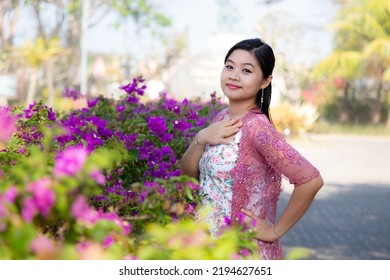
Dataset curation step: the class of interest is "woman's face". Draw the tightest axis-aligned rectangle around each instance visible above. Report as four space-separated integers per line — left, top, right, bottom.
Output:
221 49 267 105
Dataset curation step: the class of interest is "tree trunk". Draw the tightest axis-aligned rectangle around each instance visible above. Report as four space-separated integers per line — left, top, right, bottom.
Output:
339 81 350 123
371 79 382 124
46 59 55 107
26 68 37 107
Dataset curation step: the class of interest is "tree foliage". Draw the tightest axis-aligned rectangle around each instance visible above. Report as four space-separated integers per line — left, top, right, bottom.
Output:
1 0 171 106
312 0 390 125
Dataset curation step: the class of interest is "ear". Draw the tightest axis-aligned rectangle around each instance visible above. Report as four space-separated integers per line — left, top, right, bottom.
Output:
261 75 273 89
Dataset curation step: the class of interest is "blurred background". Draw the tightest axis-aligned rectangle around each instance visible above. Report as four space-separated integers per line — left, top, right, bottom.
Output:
1 0 389 134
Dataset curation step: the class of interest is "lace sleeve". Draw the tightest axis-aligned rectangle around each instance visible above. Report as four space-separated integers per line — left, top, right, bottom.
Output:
252 116 320 187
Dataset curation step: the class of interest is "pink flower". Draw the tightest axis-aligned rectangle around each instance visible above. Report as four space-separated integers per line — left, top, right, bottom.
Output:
54 145 88 177
102 235 114 248
22 178 55 222
71 195 99 223
4 186 18 203
30 236 57 259
90 170 106 185
0 106 16 142
236 211 246 224
101 212 131 235
217 171 228 179
212 155 221 163
22 197 37 222
27 178 55 217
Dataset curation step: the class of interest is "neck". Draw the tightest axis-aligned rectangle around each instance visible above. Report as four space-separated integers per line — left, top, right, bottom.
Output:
228 102 256 119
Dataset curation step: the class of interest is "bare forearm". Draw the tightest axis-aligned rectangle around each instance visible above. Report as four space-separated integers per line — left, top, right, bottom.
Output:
179 137 204 179
274 175 324 238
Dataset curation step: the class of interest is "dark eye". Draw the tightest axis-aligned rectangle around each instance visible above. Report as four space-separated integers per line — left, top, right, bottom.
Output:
225 65 233 70
243 68 252 73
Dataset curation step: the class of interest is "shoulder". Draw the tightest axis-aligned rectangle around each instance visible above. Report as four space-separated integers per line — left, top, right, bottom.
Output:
243 112 284 145
244 112 274 130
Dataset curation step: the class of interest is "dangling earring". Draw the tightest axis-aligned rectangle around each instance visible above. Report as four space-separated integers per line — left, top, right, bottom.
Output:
260 88 264 108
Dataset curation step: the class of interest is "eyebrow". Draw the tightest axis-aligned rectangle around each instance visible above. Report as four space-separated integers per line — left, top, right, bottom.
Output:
226 59 255 68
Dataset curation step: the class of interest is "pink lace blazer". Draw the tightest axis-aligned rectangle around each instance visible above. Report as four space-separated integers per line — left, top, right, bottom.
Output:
211 108 320 259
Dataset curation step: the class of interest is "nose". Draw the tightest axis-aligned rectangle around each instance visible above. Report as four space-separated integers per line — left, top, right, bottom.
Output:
229 69 239 81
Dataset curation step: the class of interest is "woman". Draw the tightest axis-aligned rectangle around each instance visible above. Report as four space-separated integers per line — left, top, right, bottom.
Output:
179 38 323 260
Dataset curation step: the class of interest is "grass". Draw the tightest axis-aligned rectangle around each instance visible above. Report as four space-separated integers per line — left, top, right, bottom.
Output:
311 121 390 136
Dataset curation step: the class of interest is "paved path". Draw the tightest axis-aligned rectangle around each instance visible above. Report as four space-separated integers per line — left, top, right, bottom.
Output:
276 133 390 260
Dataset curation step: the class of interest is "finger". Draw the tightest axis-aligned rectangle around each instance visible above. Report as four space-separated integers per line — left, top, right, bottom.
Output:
241 208 256 220
226 127 241 137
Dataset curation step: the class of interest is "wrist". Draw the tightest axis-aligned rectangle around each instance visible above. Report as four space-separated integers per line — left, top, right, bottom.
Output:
272 224 283 240
193 133 205 151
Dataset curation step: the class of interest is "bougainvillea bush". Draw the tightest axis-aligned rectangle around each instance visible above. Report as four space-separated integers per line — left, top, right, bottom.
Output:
0 77 260 260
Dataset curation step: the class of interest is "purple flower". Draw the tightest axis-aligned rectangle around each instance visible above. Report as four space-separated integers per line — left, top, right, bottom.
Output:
173 106 181 114
0 106 16 142
223 216 232 227
47 108 56 121
160 133 173 143
126 95 139 104
185 109 198 120
139 190 148 203
173 118 192 131
63 87 80 100
116 103 126 113
54 145 88 177
147 116 167 137
23 102 36 119
182 98 188 106
120 77 146 96
87 98 99 108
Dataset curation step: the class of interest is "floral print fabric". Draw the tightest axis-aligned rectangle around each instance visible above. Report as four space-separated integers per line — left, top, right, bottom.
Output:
198 130 241 236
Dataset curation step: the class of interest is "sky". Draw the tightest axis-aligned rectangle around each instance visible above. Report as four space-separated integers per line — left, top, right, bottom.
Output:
85 0 340 66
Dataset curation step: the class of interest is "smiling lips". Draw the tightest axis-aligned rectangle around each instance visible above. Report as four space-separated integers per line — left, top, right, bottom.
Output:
226 83 241 90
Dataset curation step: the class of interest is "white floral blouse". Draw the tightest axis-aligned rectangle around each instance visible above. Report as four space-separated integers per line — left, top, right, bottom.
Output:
198 130 242 236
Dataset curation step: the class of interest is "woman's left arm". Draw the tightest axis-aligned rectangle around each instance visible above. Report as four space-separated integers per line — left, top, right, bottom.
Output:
273 175 323 239
242 116 324 242
242 175 323 242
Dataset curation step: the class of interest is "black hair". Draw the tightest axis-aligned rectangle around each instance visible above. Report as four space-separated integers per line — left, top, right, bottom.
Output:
224 38 275 122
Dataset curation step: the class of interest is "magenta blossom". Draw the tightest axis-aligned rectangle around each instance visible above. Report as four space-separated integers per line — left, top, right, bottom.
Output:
0 106 16 142
54 145 88 177
102 212 131 235
4 186 18 203
71 195 99 223
22 178 55 222
102 235 115 248
90 170 106 185
22 197 36 222
147 116 167 136
173 118 192 131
